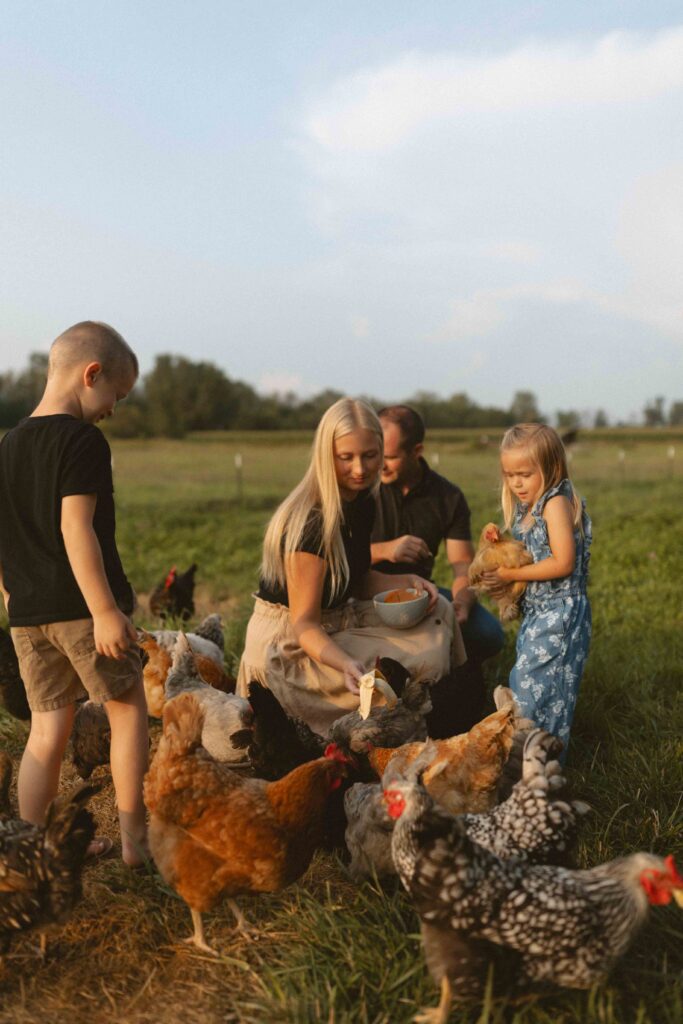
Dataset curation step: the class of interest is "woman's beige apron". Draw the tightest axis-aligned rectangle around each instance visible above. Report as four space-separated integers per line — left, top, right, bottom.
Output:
237 594 466 735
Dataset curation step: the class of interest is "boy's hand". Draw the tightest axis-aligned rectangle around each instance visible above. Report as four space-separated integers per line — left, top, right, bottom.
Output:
93 608 137 660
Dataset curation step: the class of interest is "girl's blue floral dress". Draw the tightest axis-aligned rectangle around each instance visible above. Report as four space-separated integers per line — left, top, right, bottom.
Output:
509 478 592 752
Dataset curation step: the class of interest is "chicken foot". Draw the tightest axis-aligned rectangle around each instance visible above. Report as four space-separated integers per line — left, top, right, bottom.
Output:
414 976 452 1024
183 908 219 956
227 898 260 940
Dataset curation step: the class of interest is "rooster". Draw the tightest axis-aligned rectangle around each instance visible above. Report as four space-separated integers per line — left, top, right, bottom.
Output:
468 523 534 621
0 783 99 959
345 728 584 883
386 766 683 1021
149 563 197 621
164 635 252 763
144 692 351 953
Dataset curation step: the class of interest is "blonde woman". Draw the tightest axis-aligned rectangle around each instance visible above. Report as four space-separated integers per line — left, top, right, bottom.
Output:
237 398 464 734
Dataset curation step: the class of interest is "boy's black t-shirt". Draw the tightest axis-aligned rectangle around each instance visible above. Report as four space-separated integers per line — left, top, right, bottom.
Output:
0 415 134 626
257 490 375 609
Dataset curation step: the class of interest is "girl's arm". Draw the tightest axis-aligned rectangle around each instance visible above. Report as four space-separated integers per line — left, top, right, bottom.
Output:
484 496 576 583
61 494 137 659
286 551 365 694
360 569 439 611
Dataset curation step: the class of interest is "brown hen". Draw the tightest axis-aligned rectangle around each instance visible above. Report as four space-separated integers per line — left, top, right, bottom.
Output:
468 522 534 621
144 693 350 953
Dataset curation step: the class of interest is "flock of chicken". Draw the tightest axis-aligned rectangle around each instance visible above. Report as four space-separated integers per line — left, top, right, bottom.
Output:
1 594 682 1020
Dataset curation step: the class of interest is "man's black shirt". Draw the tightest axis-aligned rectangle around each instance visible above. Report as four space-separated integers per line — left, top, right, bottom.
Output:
372 458 471 580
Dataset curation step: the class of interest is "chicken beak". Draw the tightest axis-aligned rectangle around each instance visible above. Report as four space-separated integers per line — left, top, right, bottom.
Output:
673 888 683 908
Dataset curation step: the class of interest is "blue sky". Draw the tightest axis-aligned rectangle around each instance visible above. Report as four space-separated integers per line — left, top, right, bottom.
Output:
2 1 682 421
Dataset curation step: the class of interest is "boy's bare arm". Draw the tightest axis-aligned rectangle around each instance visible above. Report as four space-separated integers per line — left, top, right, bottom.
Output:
0 560 8 610
61 494 136 660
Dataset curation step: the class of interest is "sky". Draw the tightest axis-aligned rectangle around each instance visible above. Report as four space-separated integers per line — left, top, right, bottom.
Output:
1 1 682 422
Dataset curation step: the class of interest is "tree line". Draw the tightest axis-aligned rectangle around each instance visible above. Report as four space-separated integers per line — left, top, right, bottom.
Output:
1 353 681 437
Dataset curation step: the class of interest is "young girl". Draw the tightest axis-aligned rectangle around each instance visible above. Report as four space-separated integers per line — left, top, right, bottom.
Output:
483 423 592 754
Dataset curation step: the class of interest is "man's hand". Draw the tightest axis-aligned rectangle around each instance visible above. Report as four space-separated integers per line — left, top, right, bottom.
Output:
389 535 431 564
452 596 471 625
404 575 439 613
93 608 137 660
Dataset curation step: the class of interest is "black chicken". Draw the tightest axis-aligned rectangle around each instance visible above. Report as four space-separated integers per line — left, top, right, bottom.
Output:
0 783 99 958
0 626 31 721
247 681 326 781
149 564 197 621
71 701 111 780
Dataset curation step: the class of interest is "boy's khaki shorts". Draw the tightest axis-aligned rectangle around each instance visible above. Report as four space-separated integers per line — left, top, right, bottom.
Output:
11 618 142 713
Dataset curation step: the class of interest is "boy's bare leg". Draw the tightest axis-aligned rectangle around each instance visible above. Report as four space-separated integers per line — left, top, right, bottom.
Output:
18 705 75 824
106 680 149 866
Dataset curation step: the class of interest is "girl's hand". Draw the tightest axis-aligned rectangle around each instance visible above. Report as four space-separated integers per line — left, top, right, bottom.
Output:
342 658 366 695
480 568 513 595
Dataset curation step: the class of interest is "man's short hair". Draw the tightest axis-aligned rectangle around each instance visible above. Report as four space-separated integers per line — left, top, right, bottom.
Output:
377 405 425 449
49 321 138 381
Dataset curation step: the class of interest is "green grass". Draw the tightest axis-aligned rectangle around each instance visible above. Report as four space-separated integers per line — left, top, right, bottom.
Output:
1 431 682 1023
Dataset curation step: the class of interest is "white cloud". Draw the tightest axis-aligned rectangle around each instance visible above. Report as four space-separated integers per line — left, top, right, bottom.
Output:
305 28 683 153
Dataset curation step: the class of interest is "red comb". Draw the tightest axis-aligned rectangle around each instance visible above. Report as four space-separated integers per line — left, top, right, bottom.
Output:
164 566 177 589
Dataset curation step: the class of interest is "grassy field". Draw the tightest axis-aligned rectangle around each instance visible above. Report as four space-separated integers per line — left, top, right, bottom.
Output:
1 430 682 1023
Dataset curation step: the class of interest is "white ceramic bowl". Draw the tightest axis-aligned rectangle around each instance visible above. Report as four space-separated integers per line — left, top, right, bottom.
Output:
372 587 429 630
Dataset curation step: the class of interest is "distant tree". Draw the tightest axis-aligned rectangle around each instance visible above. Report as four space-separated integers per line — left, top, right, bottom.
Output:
593 409 609 428
643 396 666 427
510 390 541 423
668 401 683 426
556 410 580 429
0 352 49 426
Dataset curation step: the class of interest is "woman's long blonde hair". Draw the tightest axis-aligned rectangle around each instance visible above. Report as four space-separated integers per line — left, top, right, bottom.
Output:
500 423 583 530
261 398 383 600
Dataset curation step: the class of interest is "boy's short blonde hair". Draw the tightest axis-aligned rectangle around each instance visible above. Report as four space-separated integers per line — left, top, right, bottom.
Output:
48 321 138 381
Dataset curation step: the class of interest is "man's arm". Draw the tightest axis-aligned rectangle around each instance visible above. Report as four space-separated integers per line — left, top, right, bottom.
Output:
61 494 136 660
371 535 431 565
446 538 477 624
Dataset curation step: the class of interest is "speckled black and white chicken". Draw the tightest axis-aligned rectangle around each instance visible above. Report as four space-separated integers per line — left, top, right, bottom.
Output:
386 761 683 1022
345 729 586 882
0 783 99 958
164 634 253 763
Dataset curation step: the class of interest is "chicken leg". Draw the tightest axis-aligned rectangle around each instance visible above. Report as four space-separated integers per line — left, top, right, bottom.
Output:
414 975 452 1024
183 908 218 956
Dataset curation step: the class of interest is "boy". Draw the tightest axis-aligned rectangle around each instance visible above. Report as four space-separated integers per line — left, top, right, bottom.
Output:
0 321 148 865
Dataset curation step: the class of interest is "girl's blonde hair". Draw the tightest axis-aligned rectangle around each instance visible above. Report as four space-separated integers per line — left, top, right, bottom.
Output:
500 423 583 530
261 398 383 600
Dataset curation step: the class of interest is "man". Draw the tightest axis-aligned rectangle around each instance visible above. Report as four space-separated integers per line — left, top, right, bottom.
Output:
371 405 504 733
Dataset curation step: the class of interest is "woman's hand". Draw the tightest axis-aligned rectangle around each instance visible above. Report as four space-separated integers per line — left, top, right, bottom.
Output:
405 575 439 613
342 658 366 695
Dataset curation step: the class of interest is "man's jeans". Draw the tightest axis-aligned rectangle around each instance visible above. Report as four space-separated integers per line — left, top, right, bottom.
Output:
437 588 505 663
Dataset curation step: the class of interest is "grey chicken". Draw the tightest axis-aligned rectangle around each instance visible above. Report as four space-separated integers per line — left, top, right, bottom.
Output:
0 783 99 958
386 764 683 1022
165 635 252 763
329 677 431 756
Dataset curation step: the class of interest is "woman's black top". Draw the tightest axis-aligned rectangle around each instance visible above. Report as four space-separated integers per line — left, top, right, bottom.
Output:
257 490 375 609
